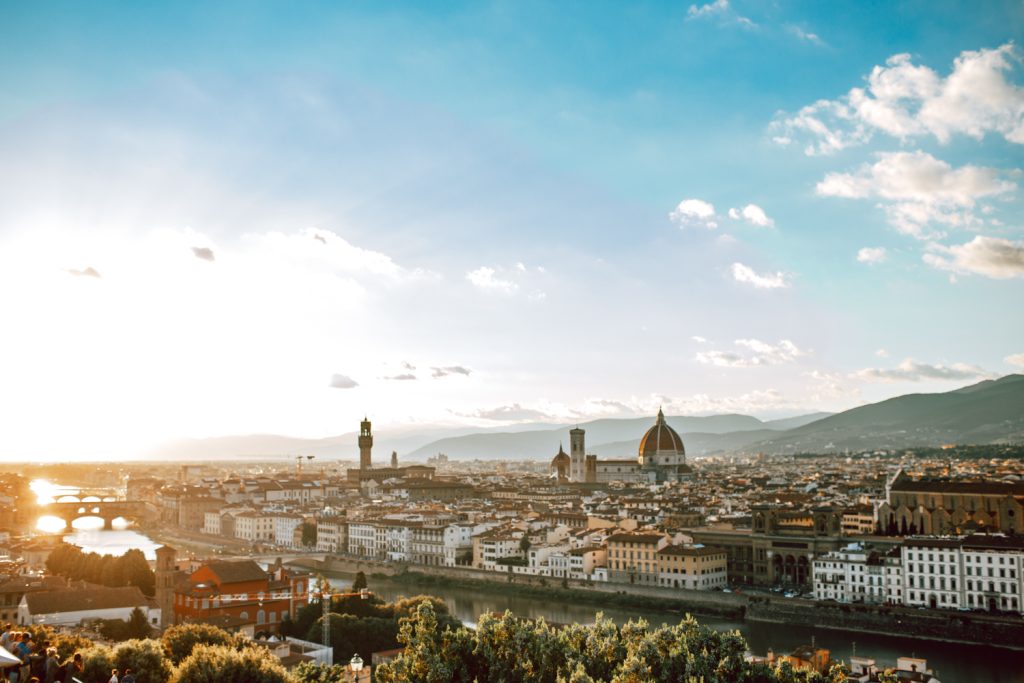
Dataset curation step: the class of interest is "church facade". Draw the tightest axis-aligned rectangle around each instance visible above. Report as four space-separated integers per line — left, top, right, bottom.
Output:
552 409 692 484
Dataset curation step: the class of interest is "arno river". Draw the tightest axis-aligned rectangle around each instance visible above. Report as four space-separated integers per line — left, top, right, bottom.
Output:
326 573 1023 683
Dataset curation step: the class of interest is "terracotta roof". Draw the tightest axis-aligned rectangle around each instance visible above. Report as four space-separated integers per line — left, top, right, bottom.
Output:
607 532 666 544
202 560 268 584
638 409 685 458
24 586 150 615
658 544 724 557
890 478 1024 495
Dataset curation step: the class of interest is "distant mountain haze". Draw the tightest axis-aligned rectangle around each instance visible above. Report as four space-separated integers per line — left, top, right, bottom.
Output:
145 376 1023 461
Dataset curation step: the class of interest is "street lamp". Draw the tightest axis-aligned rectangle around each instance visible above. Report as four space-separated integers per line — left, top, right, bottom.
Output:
349 654 363 671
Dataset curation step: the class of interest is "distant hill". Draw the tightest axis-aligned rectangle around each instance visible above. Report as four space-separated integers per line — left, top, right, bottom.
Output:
145 375 1024 461
749 374 1024 454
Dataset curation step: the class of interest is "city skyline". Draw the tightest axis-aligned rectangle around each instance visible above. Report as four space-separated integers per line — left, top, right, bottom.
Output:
2 1 1023 459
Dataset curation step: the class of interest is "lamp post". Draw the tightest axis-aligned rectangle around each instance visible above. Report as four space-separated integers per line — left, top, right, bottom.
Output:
348 653 364 682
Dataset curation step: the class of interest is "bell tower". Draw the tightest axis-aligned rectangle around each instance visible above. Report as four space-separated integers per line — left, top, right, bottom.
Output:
359 417 373 470
569 427 585 483
155 545 177 630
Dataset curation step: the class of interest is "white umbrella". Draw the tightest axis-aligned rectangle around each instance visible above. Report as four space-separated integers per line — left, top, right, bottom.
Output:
0 644 22 668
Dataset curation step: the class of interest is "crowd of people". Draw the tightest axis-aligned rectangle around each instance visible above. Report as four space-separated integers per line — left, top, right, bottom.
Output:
0 624 88 683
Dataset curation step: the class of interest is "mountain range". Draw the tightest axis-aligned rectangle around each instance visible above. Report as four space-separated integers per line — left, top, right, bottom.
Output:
147 374 1024 461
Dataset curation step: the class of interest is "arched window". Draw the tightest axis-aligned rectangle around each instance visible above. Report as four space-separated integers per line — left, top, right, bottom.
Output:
257 609 265 625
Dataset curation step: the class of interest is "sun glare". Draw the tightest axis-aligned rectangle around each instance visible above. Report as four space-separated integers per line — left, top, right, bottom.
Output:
36 515 67 533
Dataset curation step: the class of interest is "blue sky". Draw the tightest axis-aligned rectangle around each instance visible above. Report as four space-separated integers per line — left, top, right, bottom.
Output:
1 1 1022 457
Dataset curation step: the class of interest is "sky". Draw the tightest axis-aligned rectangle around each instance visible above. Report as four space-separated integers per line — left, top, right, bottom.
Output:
1 1 1023 459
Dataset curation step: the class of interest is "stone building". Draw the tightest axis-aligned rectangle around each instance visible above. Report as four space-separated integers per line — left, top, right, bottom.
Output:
878 469 1024 535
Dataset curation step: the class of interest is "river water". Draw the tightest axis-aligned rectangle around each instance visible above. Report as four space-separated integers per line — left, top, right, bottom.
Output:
326 573 1023 683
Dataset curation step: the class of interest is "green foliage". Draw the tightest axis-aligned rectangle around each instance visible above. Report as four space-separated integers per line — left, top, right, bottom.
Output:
301 522 317 548
296 592 458 665
98 607 153 642
292 660 356 683
307 613 398 663
20 624 92 661
160 623 247 665
351 571 368 592
112 639 174 683
375 603 850 683
170 643 290 683
45 544 156 596
81 644 116 683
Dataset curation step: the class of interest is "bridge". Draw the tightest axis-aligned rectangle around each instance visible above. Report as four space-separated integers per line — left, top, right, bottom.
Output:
37 499 151 530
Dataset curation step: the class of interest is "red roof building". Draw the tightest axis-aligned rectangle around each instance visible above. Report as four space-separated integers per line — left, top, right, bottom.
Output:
172 559 309 634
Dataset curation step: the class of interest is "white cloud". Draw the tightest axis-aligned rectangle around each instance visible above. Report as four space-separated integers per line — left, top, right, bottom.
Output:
466 266 518 293
329 374 359 389
923 235 1024 279
191 246 215 262
731 262 789 289
696 338 807 368
815 150 1015 238
687 0 757 28
876 349 889 358
728 203 775 227
431 366 472 378
669 198 718 229
687 0 730 18
691 335 708 343
67 267 102 278
1005 353 1024 367
857 247 887 264
772 43 1024 154
459 403 559 422
852 358 994 382
786 25 824 46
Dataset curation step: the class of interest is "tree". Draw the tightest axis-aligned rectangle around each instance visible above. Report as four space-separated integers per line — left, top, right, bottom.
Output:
81 644 116 683
171 644 290 683
161 623 246 665
519 536 532 557
113 639 173 683
352 571 368 592
292 661 352 683
308 613 399 663
122 548 156 597
127 606 154 639
21 624 91 662
302 522 318 548
375 604 848 683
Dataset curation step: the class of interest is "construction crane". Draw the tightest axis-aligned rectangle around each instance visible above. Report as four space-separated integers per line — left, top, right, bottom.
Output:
315 583 372 649
294 454 316 478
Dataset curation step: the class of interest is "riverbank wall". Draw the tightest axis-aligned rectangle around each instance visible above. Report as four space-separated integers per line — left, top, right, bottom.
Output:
746 599 1024 650
296 555 1024 649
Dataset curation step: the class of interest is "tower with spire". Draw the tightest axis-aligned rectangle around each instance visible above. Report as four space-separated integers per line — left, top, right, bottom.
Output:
358 416 373 470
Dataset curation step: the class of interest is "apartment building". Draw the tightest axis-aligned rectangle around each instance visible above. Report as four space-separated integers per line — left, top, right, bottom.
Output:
656 544 728 590
606 532 669 586
812 543 901 605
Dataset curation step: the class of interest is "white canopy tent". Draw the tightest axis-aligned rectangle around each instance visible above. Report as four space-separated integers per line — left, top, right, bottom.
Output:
0 644 22 668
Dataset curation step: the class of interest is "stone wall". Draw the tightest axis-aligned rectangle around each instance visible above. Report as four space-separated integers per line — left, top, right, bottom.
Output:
747 599 1024 649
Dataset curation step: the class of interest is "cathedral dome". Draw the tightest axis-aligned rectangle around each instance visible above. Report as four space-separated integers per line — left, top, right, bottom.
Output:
638 408 685 460
550 443 570 480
